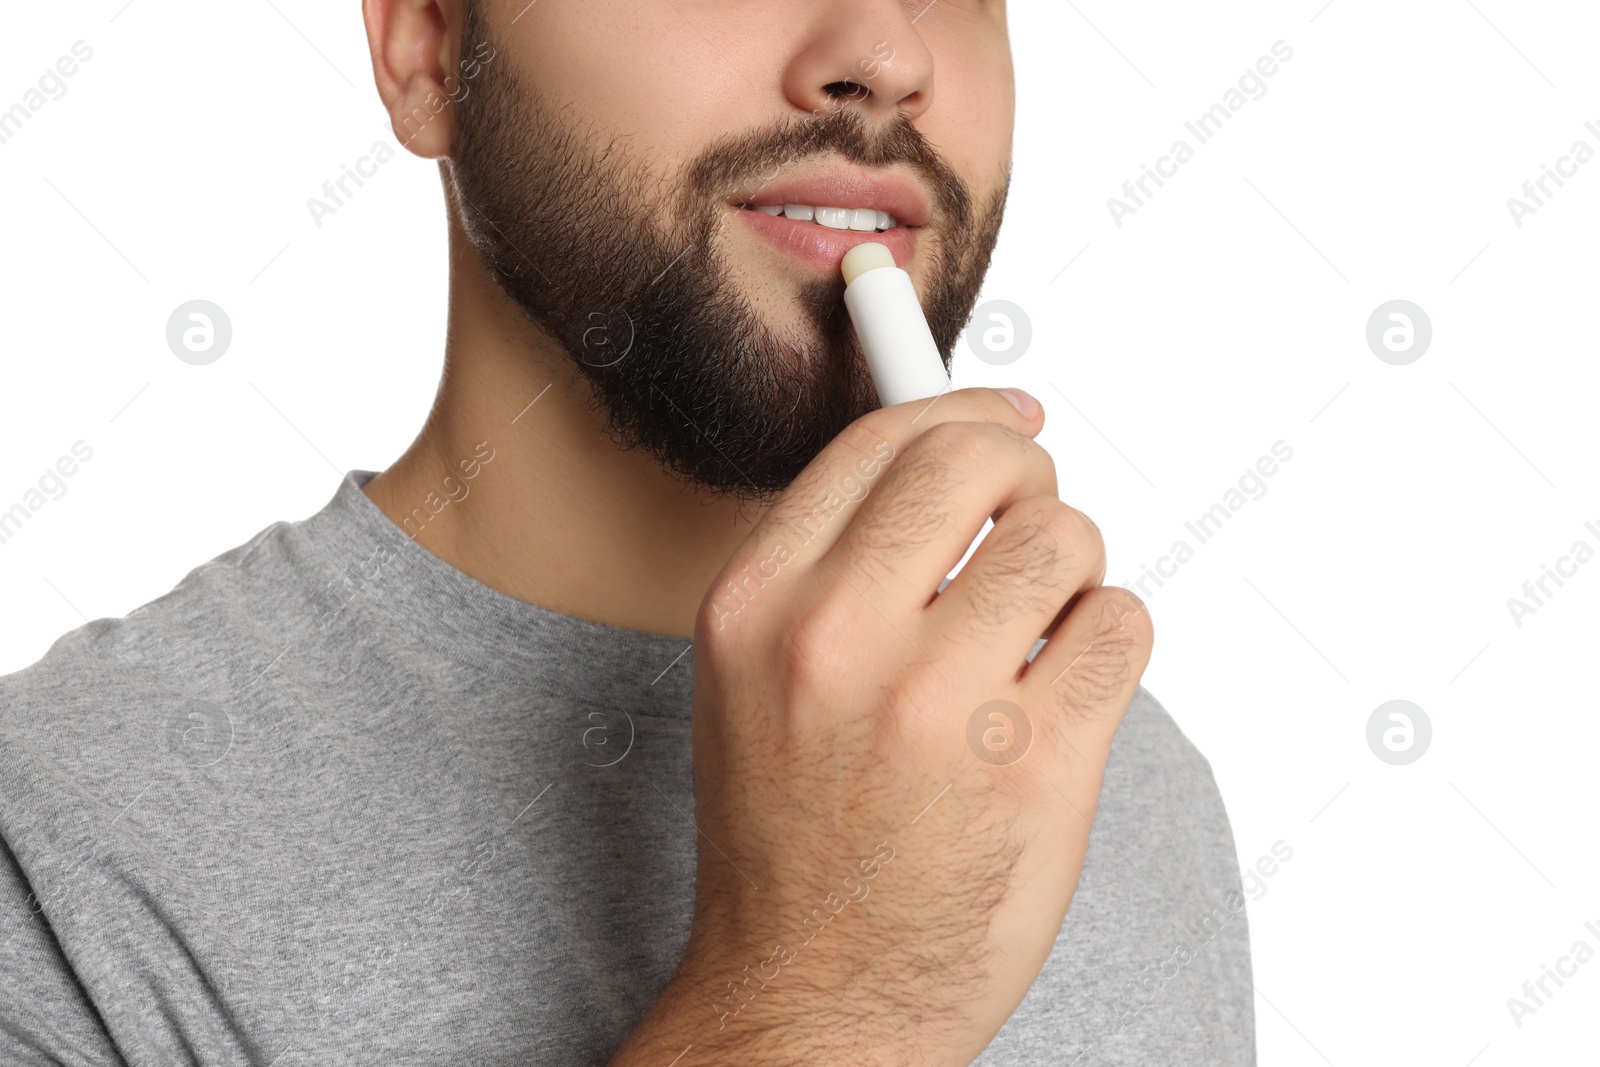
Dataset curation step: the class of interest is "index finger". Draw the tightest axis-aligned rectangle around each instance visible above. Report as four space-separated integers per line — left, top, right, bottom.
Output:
723 386 1043 578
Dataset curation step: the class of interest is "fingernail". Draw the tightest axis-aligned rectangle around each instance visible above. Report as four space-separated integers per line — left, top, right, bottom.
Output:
997 387 1039 419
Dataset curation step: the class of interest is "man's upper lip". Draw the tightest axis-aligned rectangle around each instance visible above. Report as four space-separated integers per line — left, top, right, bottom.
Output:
730 166 931 228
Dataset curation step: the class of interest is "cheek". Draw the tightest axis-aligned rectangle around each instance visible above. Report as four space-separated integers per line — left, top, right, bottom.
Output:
516 1 758 180
926 43 1014 180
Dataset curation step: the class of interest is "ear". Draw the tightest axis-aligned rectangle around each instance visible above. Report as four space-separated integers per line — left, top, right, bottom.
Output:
363 0 462 159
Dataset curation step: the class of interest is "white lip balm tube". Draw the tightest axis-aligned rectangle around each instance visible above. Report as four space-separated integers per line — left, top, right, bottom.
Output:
841 242 951 407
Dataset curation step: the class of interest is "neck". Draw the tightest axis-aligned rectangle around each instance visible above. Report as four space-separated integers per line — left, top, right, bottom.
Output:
363 207 765 640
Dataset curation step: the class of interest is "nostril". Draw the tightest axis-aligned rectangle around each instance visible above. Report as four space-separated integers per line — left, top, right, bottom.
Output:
823 80 869 101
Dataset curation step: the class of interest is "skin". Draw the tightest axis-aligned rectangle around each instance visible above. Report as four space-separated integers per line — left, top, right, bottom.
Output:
359 0 1015 639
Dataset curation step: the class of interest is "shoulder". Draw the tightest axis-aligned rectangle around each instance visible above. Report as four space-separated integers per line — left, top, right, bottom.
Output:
0 519 328 1066
1112 684 1221 785
1099 684 1244 890
0 516 310 781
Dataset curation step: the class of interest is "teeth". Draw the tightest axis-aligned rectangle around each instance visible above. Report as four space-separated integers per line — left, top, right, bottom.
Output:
814 206 851 229
742 202 899 231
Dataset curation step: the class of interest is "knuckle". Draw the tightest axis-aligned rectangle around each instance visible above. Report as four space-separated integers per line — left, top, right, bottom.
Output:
1025 434 1058 489
989 422 1055 486
1041 502 1103 562
995 499 1102 586
1044 590 1150 724
878 662 968 762
848 487 948 564
941 498 1096 641
1102 586 1154 648
778 593 855 693
850 439 976 559
696 579 751 649
969 508 1069 623
915 420 1002 475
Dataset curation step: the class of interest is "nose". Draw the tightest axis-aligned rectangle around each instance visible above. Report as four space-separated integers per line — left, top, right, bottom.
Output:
781 1 936 123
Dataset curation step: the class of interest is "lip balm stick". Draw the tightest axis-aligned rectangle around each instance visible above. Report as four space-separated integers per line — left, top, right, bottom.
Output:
841 243 951 407
840 243 1048 664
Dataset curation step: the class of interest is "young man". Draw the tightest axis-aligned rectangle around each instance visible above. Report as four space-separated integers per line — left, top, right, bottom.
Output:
0 1 1253 1063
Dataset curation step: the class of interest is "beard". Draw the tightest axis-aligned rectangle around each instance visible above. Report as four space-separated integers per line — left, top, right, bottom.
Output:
447 5 1009 502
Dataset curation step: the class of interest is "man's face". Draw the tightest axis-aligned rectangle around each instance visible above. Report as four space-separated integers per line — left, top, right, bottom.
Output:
449 0 1015 500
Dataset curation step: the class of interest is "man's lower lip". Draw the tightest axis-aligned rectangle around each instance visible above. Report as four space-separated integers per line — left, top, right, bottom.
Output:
731 207 918 272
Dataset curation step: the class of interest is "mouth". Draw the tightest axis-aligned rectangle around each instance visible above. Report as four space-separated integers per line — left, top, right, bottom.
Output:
725 166 930 274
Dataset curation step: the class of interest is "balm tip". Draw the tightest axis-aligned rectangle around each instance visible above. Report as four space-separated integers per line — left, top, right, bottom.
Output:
840 242 895 285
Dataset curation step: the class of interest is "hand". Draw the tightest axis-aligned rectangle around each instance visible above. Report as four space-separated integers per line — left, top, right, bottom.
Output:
618 387 1152 1067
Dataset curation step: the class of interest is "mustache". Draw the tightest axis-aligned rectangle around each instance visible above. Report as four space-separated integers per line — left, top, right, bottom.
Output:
684 107 972 230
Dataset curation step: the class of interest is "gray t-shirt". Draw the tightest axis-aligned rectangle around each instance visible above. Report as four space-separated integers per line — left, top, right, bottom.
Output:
0 470 1254 1065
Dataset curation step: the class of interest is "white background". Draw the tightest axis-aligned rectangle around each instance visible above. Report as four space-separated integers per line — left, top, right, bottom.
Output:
2 1 1597 1063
